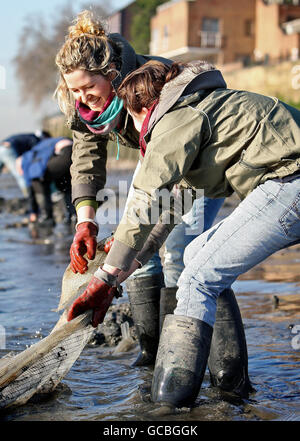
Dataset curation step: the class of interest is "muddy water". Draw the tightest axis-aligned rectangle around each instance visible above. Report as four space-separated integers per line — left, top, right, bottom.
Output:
0 172 299 421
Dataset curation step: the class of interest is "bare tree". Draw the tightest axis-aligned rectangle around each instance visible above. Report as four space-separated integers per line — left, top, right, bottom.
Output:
14 1 112 107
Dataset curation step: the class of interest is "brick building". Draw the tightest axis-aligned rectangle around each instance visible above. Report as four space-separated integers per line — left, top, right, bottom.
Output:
149 0 300 65
107 1 135 41
255 0 300 62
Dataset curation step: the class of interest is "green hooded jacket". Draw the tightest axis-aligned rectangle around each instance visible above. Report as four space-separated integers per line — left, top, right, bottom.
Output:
104 61 300 271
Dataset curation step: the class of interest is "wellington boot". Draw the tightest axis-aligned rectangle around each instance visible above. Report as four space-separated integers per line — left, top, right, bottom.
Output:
208 288 254 398
126 273 164 367
35 191 54 226
151 314 213 407
63 189 76 222
159 287 178 333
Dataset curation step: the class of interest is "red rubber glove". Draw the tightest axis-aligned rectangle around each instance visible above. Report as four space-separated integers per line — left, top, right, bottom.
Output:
104 236 114 254
67 273 122 327
70 222 98 274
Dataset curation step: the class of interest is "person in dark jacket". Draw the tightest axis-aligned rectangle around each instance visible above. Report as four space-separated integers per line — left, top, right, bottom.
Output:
67 60 300 409
0 131 50 196
55 10 251 396
19 137 75 226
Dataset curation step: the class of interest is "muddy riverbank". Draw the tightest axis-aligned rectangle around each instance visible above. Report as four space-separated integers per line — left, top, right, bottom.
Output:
0 171 299 421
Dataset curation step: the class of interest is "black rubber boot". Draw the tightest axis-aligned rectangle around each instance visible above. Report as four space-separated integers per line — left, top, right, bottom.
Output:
63 189 76 224
34 190 55 227
126 273 164 367
208 288 254 398
151 314 213 408
159 287 178 334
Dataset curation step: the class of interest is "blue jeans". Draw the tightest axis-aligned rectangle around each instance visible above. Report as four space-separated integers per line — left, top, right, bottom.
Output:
163 196 224 286
0 144 27 195
175 176 300 327
127 161 224 281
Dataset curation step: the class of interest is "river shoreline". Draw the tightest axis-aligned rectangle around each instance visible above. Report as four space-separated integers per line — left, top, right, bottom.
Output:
0 171 299 421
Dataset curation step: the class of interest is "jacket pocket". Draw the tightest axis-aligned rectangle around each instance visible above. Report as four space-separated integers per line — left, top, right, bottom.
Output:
226 152 267 199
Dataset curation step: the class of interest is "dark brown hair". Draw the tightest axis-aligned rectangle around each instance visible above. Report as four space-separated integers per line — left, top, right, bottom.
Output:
117 61 184 113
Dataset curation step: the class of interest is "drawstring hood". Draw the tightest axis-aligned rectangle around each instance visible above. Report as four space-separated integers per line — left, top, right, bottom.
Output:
140 61 227 156
114 131 120 160
148 61 227 133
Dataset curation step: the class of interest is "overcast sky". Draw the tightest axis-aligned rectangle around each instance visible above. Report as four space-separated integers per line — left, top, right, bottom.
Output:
0 0 131 140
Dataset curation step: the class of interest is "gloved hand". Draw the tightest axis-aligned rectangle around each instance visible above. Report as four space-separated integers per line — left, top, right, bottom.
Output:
104 236 114 254
70 221 98 274
67 268 122 327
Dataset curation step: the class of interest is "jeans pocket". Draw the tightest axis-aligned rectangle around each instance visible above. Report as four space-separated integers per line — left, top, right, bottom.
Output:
259 177 284 199
279 192 300 239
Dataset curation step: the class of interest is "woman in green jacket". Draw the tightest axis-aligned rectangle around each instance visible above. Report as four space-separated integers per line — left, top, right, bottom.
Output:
56 10 250 396
67 60 300 408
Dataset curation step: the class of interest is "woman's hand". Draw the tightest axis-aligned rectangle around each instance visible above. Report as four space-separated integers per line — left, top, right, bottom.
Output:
67 268 122 327
70 205 98 274
54 138 73 155
70 221 98 274
15 156 23 176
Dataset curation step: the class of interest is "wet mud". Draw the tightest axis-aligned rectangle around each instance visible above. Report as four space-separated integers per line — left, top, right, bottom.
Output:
0 172 299 421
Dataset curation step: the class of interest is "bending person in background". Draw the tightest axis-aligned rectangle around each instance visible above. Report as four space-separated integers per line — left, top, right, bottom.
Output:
55 10 251 396
67 60 300 407
17 137 75 227
0 131 50 196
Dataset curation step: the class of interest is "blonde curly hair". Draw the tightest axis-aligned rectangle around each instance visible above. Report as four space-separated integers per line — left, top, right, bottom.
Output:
55 10 121 121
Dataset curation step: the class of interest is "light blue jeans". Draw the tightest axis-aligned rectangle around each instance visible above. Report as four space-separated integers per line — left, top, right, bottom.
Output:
163 196 224 286
175 175 300 327
127 161 224 282
0 144 27 195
